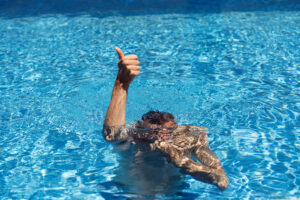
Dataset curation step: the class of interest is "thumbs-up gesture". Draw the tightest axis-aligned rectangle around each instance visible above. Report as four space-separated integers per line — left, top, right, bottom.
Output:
115 47 140 87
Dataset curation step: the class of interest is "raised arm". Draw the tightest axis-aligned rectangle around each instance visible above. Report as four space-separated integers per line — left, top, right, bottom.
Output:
103 47 140 141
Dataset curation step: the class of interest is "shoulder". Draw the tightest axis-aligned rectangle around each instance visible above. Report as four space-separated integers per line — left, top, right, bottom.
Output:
173 125 209 147
176 125 208 136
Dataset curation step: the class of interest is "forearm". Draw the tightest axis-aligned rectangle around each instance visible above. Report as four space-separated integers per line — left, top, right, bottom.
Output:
195 147 221 168
104 79 129 127
156 142 229 190
193 147 228 190
104 47 140 128
174 155 229 190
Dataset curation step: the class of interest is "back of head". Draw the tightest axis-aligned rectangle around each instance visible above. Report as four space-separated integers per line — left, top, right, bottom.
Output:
133 110 177 142
141 110 177 130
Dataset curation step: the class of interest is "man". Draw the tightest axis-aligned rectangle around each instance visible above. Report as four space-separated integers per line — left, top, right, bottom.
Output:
103 47 229 190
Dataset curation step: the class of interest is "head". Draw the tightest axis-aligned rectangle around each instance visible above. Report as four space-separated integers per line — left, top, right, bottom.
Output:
134 110 178 142
140 110 178 130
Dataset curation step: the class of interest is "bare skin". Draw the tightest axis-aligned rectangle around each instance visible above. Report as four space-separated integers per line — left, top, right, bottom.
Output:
104 47 140 127
103 47 229 190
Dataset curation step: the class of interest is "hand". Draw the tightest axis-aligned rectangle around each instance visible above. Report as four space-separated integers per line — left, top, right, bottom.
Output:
209 168 229 190
115 47 140 87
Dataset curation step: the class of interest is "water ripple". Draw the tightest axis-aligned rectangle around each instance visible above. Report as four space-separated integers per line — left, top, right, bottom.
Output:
0 10 299 199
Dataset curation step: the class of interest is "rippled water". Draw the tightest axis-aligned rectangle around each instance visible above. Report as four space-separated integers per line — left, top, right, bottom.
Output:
0 3 299 199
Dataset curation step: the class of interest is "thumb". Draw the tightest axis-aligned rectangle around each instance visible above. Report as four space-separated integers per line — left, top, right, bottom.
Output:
114 46 124 59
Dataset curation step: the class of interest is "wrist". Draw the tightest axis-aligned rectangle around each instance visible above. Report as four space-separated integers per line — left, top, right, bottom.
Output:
114 78 129 90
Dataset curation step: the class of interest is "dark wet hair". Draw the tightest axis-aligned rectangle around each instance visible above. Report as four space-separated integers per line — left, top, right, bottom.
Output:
142 110 176 125
133 110 177 142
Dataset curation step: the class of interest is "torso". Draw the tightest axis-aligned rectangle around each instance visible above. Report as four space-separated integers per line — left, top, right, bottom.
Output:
110 126 185 196
103 124 211 195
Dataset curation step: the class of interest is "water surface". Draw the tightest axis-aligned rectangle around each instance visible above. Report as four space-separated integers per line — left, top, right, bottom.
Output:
0 2 299 199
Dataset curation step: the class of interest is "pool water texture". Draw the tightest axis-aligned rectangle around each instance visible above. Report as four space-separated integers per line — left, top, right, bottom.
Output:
0 0 299 199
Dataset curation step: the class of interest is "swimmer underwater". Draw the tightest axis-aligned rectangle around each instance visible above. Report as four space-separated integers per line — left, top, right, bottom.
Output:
103 47 229 190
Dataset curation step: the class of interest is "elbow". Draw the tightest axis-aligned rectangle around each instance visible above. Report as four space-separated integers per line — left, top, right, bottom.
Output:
102 125 116 142
103 134 115 142
102 124 129 142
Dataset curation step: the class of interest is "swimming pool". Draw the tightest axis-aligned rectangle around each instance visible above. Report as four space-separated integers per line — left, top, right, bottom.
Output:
0 0 299 199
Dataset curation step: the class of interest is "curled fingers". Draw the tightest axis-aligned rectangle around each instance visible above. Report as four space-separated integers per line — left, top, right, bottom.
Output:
124 54 138 60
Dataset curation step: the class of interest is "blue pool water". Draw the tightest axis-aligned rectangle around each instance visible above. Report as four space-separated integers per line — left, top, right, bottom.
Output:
0 0 299 199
